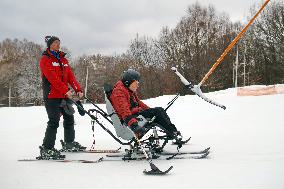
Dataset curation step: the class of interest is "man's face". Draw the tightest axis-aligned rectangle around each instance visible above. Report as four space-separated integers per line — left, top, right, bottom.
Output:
129 80 139 92
50 40 60 51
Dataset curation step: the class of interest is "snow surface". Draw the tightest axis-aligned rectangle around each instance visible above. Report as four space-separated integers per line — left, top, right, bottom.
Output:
0 89 284 189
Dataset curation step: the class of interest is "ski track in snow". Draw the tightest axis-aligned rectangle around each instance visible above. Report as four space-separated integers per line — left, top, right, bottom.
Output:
0 89 283 189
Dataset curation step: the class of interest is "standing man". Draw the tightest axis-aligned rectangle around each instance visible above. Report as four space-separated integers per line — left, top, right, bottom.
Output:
39 36 86 159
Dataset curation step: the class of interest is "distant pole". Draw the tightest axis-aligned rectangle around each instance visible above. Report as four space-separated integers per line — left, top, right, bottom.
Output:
248 62 250 85
84 59 88 104
8 85 11 107
235 47 239 88
243 43 247 86
233 52 235 87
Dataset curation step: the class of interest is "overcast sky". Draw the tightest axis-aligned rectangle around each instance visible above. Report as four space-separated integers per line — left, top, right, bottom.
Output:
0 0 260 57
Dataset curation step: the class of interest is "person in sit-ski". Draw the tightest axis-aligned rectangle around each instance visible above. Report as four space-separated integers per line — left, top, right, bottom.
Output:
110 69 183 142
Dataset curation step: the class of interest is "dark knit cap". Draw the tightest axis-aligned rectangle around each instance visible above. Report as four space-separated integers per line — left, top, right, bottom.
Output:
45 36 60 48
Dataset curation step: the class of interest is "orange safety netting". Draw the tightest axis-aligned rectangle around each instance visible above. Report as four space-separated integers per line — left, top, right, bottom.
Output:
237 85 284 96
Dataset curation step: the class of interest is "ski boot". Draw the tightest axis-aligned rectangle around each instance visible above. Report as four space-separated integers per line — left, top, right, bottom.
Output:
37 146 65 160
172 131 191 148
60 140 87 152
171 131 184 148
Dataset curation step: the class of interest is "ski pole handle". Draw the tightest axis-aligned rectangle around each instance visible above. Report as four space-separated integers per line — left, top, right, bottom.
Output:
171 67 193 87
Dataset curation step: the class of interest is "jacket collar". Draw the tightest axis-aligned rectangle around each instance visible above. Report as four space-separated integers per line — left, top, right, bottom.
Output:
42 48 66 59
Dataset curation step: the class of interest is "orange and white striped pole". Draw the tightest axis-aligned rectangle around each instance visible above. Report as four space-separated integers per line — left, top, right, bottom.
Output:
198 0 271 87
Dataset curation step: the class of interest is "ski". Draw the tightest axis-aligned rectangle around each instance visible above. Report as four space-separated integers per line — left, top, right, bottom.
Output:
18 157 104 163
161 147 210 155
18 151 209 163
83 147 121 153
59 157 104 163
105 151 209 161
84 150 120 153
60 149 121 153
106 147 210 158
165 151 210 160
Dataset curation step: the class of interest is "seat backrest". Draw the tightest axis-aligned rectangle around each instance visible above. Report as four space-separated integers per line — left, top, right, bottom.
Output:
104 83 134 141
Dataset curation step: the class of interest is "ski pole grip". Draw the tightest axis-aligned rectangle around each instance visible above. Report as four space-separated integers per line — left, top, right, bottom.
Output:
171 67 191 86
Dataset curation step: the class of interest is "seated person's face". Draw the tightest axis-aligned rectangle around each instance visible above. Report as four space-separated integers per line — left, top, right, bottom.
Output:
129 80 139 92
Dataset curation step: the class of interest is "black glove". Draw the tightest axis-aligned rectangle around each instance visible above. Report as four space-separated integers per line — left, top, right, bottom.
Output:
130 122 148 138
60 99 75 115
125 116 147 136
76 100 85 116
130 121 142 133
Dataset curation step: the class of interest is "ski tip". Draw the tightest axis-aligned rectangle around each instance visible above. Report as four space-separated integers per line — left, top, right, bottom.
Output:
166 154 178 160
80 157 104 163
98 157 104 162
202 151 210 158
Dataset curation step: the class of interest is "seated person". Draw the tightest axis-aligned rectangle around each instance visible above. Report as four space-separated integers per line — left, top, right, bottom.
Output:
110 69 182 141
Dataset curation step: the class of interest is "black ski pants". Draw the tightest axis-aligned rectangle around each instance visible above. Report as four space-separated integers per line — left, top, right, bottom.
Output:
42 99 75 149
138 107 178 137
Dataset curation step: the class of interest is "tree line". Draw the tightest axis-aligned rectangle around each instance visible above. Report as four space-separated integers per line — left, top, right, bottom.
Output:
0 1 283 106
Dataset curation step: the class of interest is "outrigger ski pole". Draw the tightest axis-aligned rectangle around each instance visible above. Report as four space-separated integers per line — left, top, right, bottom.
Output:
171 0 271 110
171 67 226 110
132 134 173 175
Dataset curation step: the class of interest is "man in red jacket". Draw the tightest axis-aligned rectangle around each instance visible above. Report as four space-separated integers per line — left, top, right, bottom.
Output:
110 69 182 140
39 36 85 159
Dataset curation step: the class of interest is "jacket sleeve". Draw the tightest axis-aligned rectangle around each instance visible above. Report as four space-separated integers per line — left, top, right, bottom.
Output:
111 88 132 120
67 65 82 93
40 56 69 95
136 94 150 110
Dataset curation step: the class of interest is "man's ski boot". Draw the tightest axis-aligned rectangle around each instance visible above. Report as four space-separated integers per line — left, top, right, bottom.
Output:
37 146 65 160
171 131 186 148
60 140 87 152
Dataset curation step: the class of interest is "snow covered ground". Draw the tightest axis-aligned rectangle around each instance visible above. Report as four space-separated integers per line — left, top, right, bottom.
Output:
0 88 283 189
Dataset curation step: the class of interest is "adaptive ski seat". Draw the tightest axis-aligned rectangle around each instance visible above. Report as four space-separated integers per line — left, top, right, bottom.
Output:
104 83 149 141
70 83 188 154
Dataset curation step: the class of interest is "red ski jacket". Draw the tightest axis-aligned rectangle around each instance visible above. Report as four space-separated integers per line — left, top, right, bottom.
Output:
110 81 149 124
40 48 81 99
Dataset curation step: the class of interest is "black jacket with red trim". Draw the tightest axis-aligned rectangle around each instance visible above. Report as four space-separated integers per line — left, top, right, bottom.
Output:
39 48 81 99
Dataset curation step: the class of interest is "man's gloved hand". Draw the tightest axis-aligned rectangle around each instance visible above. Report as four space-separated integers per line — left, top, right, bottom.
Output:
77 91 84 99
65 90 73 99
60 99 75 115
126 117 146 136
127 118 140 132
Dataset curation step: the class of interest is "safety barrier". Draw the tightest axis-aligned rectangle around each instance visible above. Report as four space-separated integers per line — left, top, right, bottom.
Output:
237 85 284 96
